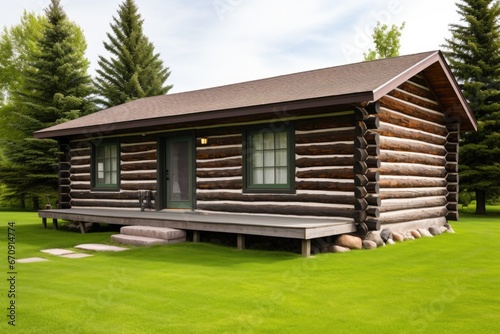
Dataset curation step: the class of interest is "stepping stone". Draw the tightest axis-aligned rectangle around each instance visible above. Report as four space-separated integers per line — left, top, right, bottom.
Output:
60 253 93 259
111 234 169 246
74 243 129 252
18 257 49 263
41 248 75 256
120 226 186 241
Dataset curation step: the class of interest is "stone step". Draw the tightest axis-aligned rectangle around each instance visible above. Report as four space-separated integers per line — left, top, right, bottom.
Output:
120 225 186 241
111 234 170 247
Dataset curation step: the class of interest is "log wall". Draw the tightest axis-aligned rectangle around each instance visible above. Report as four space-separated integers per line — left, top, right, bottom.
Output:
377 75 452 225
196 113 356 218
68 136 157 209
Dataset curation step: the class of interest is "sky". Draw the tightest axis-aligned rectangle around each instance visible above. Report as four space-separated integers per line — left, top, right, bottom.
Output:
0 0 462 93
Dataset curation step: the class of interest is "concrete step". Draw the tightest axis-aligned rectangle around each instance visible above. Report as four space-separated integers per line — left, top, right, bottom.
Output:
120 225 186 241
111 234 169 247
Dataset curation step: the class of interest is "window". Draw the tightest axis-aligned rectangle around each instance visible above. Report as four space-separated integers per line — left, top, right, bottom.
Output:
92 141 119 190
244 126 294 193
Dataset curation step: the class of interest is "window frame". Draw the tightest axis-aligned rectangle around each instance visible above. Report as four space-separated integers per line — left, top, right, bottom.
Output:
243 124 295 194
91 140 120 191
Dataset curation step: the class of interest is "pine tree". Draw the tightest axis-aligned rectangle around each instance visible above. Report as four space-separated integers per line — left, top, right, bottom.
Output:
442 0 500 214
0 0 95 208
95 0 172 107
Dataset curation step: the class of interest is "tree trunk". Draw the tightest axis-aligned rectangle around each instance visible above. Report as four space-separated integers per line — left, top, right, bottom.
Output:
475 190 486 215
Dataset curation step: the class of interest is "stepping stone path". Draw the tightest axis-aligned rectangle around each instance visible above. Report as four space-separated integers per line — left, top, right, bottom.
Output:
111 226 186 246
19 244 129 263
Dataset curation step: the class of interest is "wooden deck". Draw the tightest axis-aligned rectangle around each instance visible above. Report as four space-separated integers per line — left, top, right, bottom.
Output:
38 209 356 256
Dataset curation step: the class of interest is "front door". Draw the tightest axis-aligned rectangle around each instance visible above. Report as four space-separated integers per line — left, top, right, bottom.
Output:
165 136 194 209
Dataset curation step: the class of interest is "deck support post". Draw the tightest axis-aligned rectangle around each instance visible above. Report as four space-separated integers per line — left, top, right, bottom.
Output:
192 231 200 243
301 239 311 257
42 217 47 229
52 219 58 230
78 222 86 234
237 234 245 250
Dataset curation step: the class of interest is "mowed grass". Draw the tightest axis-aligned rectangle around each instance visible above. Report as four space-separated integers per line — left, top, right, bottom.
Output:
1 210 499 334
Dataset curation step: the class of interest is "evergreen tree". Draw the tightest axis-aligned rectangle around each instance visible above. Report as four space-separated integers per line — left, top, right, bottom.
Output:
0 0 95 208
442 0 500 214
364 22 405 61
95 0 172 107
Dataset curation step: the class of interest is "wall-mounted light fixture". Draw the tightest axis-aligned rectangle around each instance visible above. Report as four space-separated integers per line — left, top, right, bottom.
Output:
200 137 208 145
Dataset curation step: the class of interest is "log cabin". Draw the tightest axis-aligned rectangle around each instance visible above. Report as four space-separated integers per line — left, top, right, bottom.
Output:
35 51 476 256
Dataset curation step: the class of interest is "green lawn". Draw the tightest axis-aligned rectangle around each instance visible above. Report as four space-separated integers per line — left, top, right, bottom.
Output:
1 210 499 334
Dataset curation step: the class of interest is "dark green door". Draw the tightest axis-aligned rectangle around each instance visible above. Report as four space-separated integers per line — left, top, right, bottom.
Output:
165 136 194 209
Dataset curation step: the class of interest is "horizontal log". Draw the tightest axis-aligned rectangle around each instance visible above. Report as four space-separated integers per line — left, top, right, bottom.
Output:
446 153 458 162
364 131 380 145
380 95 444 124
388 87 440 111
70 174 91 182
354 148 368 161
197 168 242 178
365 217 381 231
70 156 91 165
121 161 157 171
379 108 448 137
380 136 446 156
447 211 459 221
355 186 367 199
71 190 145 200
121 143 157 154
445 142 459 152
196 146 242 160
121 151 156 162
60 185 71 194
71 183 91 190
355 107 370 121
69 147 91 157
367 145 380 156
446 162 458 173
197 192 355 205
447 193 458 202
59 171 71 178
377 122 447 146
59 162 71 171
447 132 459 142
296 129 355 144
295 114 355 131
379 177 447 188
379 150 446 166
447 183 459 193
71 200 140 208
69 165 90 174
366 169 380 182
296 181 354 192
121 182 156 191
354 198 368 210
379 163 446 178
397 80 436 101
380 196 447 213
120 135 156 144
295 168 354 179
447 202 459 211
364 115 380 129
121 172 157 181
366 158 381 168
355 210 367 223
355 121 368 137
197 202 355 218
197 157 242 169
354 136 367 149
197 179 242 190
366 182 379 193
296 156 354 168
353 161 367 174
296 143 354 156
365 102 380 115
446 123 460 132
366 194 381 206
366 206 380 218
379 206 448 224
379 187 448 199
447 174 459 183
59 178 70 186
354 175 369 187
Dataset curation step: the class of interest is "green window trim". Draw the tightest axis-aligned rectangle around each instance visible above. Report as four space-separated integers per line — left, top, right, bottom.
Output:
243 125 295 193
91 140 120 191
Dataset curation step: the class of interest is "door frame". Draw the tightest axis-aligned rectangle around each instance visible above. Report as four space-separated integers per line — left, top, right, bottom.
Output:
156 132 196 210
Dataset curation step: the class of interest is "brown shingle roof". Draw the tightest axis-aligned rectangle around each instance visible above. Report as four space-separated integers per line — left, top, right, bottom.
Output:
34 51 476 138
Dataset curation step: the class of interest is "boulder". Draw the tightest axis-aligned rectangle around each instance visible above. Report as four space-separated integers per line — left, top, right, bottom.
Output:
336 234 362 250
429 226 442 236
331 245 351 253
380 228 392 242
362 240 378 250
404 232 415 240
439 226 448 234
444 223 456 234
365 231 385 247
418 228 434 238
386 238 396 245
392 232 404 242
410 230 421 239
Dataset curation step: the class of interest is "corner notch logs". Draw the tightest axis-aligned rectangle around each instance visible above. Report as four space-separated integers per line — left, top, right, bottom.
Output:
445 122 460 221
354 102 381 234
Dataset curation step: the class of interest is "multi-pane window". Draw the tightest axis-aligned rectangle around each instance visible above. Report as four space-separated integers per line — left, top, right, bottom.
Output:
245 127 294 192
93 142 119 189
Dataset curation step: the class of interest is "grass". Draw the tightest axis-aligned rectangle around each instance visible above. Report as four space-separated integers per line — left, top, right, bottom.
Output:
1 209 499 333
